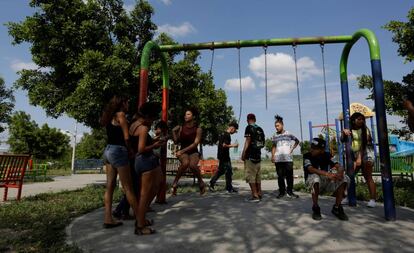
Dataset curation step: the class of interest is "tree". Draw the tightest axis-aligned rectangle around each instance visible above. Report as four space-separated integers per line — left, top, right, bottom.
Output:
264 138 273 153
153 50 234 145
356 7 414 124
7 111 70 159
7 0 234 145
0 77 15 133
76 128 107 159
301 140 310 154
7 0 157 128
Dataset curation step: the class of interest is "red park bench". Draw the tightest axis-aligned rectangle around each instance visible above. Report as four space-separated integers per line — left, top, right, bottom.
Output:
165 158 219 184
0 154 31 201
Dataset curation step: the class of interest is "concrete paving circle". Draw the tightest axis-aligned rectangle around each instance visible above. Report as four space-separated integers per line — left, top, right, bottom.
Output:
67 189 414 253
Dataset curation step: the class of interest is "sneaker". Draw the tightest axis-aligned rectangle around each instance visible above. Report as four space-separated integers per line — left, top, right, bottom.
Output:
276 192 285 199
341 197 348 205
287 192 299 198
367 199 376 208
227 188 238 193
331 205 349 221
246 197 260 203
312 205 322 220
208 184 215 192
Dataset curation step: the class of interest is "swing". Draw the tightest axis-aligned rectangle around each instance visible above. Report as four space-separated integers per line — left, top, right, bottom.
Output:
209 43 215 74
237 43 242 124
264 45 268 110
292 44 304 143
320 42 330 150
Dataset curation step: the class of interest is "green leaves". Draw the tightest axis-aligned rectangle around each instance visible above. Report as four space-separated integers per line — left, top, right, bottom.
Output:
75 128 107 159
384 7 414 63
7 0 155 128
7 0 234 144
0 77 15 133
7 111 70 159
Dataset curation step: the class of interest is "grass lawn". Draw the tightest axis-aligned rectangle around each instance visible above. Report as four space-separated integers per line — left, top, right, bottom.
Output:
0 185 122 252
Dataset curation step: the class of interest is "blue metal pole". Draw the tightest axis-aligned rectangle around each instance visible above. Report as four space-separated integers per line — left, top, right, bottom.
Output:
371 59 396 220
309 121 313 142
340 78 356 206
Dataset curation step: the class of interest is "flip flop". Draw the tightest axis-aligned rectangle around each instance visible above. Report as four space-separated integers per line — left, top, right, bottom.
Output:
103 221 123 229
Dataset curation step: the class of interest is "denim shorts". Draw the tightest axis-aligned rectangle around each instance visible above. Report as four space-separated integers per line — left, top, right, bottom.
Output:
134 153 160 174
103 145 129 168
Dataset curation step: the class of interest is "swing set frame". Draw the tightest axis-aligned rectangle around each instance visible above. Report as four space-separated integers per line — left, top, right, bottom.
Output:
138 28 396 221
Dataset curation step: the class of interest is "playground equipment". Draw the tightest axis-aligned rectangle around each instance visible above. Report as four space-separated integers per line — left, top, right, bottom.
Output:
138 29 396 220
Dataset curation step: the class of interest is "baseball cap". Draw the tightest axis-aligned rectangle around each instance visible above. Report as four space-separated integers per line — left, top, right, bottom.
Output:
247 113 256 121
311 138 326 149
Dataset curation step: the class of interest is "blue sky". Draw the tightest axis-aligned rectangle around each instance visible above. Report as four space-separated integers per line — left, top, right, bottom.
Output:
0 0 413 157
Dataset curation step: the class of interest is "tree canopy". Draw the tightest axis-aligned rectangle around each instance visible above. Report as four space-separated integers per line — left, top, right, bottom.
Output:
0 77 15 134
7 0 234 145
75 128 107 159
7 111 70 159
357 7 414 126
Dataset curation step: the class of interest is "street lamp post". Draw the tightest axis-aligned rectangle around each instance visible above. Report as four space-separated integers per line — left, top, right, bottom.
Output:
70 124 77 174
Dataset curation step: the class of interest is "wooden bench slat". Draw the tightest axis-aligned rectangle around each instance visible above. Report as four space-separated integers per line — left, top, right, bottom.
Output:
0 154 31 201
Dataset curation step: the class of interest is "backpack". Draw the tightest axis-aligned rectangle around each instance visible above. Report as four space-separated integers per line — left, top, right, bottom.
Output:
250 125 265 150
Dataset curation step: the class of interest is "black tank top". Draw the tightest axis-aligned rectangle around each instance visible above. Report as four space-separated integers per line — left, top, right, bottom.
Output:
130 123 154 156
106 123 126 146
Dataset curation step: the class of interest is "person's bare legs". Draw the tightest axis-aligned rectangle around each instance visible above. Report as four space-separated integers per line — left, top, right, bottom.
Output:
256 183 262 198
312 183 319 206
104 163 118 224
249 183 259 198
149 166 162 208
172 154 190 195
363 161 377 200
188 153 205 195
335 182 347 206
118 165 140 227
138 170 156 227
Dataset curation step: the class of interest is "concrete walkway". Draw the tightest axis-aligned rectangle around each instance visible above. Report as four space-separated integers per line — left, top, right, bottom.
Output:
0 174 107 202
64 177 414 253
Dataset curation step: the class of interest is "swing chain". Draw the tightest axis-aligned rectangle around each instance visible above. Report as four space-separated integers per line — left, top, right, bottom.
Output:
237 45 242 124
263 45 268 110
292 43 304 144
209 42 215 74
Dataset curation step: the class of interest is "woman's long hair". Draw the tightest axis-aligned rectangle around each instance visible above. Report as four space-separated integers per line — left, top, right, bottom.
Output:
100 95 129 126
350 112 368 151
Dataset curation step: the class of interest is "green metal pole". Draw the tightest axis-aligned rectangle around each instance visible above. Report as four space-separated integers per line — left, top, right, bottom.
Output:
159 35 353 52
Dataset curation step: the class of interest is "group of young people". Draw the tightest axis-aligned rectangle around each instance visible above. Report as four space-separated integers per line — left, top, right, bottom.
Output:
209 112 377 221
101 94 379 236
101 95 210 236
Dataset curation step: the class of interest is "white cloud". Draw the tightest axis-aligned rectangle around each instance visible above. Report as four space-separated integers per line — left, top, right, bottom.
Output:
160 0 172 5
10 60 38 72
157 22 196 37
224 76 255 91
248 52 322 96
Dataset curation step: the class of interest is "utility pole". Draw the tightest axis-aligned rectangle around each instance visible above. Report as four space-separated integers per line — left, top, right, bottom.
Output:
71 124 78 174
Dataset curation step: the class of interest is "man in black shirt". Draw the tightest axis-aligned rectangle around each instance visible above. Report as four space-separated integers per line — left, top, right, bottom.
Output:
304 138 349 220
241 113 265 202
210 122 239 193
